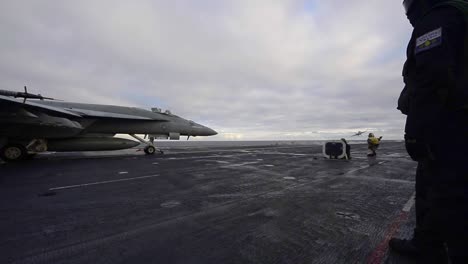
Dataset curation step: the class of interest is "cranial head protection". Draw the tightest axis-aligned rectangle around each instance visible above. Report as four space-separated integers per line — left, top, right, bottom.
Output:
403 0 416 14
403 0 447 14
403 0 449 26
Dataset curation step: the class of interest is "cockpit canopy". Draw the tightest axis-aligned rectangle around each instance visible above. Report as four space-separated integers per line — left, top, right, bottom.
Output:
151 107 161 113
151 107 172 115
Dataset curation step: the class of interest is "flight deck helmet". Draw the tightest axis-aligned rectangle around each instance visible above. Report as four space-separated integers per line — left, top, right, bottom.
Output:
403 0 416 13
368 133 374 137
403 0 448 14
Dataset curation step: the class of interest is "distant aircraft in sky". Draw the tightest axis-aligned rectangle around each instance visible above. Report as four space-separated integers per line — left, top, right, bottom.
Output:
0 87 217 161
351 130 367 137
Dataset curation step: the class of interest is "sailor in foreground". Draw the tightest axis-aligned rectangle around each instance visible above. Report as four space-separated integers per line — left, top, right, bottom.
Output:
366 133 382 157
390 0 468 263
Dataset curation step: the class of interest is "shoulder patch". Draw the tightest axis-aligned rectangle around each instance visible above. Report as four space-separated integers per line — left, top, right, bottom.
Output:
415 27 442 55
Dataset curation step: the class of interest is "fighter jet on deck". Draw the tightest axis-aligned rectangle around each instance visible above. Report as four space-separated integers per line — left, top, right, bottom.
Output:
0 88 217 161
351 130 367 137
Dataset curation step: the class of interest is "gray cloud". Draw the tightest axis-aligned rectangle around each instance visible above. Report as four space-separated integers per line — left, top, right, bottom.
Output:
0 0 411 140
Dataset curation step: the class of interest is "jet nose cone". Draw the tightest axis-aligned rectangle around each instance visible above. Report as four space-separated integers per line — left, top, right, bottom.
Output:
199 126 217 136
189 121 217 137
207 128 217 136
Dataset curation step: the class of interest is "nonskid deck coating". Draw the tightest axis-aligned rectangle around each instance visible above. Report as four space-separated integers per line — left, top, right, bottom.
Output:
0 142 418 264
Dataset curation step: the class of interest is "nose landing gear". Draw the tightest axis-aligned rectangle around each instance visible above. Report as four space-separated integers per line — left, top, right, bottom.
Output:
129 134 164 155
144 145 156 155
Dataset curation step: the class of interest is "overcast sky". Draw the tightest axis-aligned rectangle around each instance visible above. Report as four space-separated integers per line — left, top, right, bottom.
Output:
0 1 412 140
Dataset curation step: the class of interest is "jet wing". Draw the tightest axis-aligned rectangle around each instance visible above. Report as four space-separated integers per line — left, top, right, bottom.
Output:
66 108 159 120
1 95 167 121
0 95 82 118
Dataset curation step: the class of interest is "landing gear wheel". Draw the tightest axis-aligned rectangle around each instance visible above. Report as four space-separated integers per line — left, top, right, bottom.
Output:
144 146 156 155
0 144 27 162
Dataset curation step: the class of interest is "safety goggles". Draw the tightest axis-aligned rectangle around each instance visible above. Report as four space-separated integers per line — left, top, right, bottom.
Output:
403 0 415 14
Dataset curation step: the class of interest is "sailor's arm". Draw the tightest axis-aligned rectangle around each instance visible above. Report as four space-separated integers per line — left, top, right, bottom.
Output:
411 7 465 110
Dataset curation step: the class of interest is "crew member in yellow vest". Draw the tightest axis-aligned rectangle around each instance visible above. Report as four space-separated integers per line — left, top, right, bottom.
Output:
367 133 382 157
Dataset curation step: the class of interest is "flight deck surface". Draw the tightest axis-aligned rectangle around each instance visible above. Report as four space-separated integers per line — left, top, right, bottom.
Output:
1 142 417 264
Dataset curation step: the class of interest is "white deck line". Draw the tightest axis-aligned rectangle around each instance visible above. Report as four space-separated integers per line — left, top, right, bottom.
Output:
49 174 160 191
345 161 388 175
402 192 416 212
